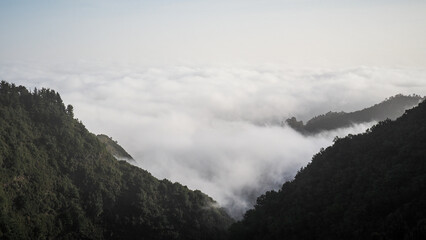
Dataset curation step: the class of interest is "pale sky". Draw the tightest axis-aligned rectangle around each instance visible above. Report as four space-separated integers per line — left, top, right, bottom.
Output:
1 0 426 67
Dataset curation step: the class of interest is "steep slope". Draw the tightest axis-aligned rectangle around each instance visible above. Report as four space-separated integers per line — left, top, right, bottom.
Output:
230 99 426 239
0 81 233 239
286 94 423 134
97 134 134 161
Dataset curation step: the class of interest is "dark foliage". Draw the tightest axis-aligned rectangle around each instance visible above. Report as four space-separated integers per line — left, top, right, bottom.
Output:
286 94 423 134
0 81 233 240
230 99 426 239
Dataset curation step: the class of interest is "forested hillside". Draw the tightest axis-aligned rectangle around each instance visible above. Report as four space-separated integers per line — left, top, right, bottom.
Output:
230 98 426 239
0 81 233 239
286 94 423 134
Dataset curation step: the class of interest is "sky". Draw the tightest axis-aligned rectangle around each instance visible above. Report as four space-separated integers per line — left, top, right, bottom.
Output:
1 0 426 67
1 0 426 218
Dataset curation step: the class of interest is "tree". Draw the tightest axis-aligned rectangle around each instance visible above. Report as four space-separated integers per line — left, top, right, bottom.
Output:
66 104 74 118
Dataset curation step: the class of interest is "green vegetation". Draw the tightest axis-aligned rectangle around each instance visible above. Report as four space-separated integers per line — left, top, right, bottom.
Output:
97 134 133 161
286 94 423 134
0 81 233 239
230 98 426 239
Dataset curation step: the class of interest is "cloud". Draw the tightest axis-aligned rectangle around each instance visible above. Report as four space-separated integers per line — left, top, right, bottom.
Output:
1 62 425 218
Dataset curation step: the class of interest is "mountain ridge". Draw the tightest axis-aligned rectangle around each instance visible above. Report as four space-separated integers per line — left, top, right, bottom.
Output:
0 81 233 239
286 94 424 134
230 95 426 239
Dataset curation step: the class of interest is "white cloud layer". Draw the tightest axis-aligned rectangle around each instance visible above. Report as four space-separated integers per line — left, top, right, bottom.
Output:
1 62 425 217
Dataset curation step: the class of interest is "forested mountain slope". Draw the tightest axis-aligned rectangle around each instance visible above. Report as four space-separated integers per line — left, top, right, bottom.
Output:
230 98 426 239
286 94 423 134
0 81 233 240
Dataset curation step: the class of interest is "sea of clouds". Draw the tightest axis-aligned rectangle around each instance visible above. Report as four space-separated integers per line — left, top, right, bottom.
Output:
1 62 425 218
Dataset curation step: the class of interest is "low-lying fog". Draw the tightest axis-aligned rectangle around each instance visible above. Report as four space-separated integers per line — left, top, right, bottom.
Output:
2 62 426 218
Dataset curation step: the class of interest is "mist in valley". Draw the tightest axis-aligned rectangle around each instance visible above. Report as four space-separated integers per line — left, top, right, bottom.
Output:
2 63 425 217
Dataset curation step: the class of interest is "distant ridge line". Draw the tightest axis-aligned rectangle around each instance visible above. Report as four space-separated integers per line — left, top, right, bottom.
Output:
285 94 424 134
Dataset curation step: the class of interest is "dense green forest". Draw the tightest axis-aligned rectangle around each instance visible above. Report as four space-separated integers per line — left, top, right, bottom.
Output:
97 134 133 161
230 98 426 239
286 94 423 134
0 81 233 239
